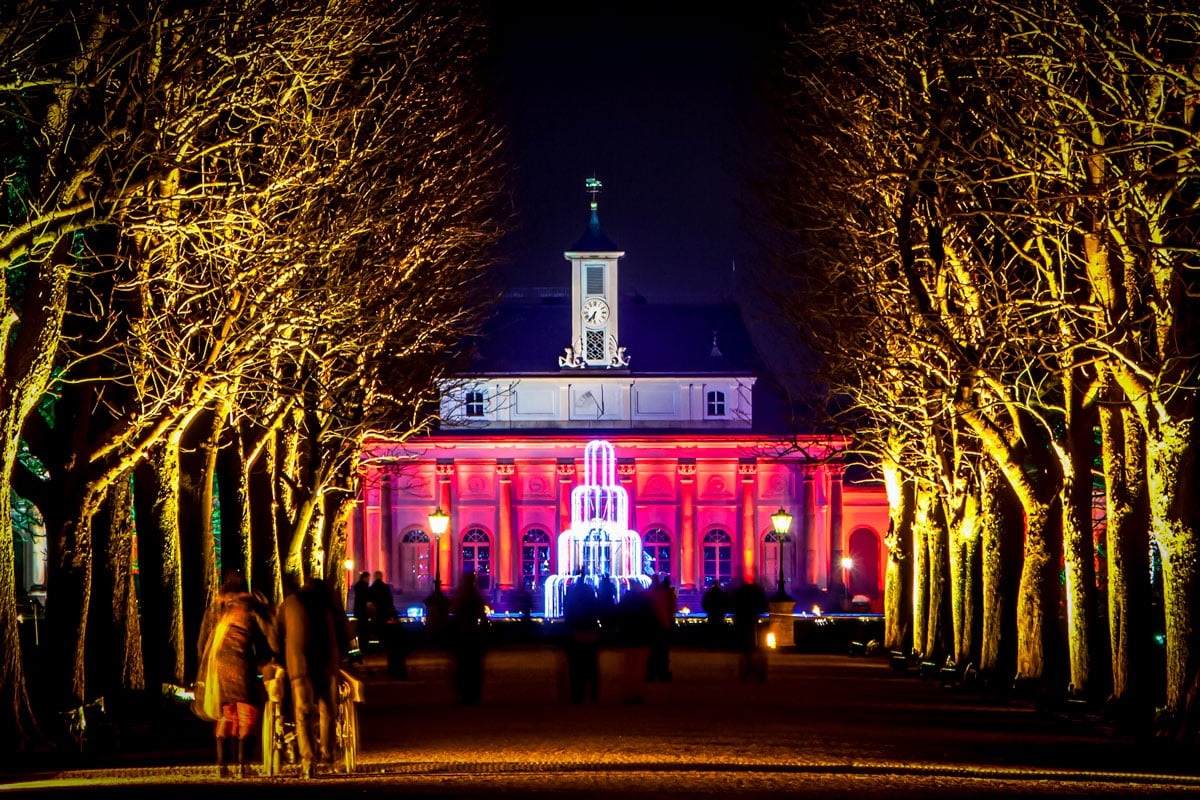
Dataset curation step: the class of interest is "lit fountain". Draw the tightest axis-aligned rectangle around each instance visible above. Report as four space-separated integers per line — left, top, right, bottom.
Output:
544 439 651 617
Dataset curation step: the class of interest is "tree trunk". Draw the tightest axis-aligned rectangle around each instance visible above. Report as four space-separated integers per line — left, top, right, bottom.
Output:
0 434 39 749
87 471 144 701
980 463 1022 678
323 485 356 602
250 433 282 605
883 469 914 653
179 406 224 677
925 495 951 660
135 440 185 688
46 487 105 707
912 487 931 658
216 427 250 580
950 490 981 666
1014 496 1064 685
1144 417 1197 721
1062 375 1099 697
1100 400 1150 729
962 522 982 667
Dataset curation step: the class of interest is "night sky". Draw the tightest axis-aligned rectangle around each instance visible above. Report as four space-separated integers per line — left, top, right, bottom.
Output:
486 7 785 304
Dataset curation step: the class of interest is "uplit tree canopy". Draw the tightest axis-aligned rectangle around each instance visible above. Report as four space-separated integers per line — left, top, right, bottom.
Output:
767 0 1199 731
1 0 504 749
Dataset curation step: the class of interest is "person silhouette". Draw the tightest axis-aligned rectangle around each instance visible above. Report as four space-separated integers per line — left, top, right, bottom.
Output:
449 571 488 704
563 576 600 704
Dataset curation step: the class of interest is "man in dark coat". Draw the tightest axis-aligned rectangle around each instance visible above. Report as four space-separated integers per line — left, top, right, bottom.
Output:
368 570 397 634
563 577 600 704
278 576 348 778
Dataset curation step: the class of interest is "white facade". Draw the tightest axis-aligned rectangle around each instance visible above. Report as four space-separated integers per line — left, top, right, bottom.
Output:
440 375 755 429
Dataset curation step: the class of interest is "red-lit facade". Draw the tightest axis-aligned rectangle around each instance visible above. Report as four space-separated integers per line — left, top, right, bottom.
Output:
354 433 889 613
350 188 889 612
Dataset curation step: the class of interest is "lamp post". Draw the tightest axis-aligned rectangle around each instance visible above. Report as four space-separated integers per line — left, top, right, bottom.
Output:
427 506 449 589
770 507 793 602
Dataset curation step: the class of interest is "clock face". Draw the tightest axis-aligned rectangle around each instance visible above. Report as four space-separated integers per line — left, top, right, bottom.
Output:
582 297 610 326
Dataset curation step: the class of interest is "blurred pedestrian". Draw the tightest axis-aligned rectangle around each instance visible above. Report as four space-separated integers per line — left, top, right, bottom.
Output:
424 580 450 648
596 573 618 627
368 570 397 638
198 569 275 778
450 571 489 704
563 576 600 704
646 575 676 681
351 571 371 642
732 579 769 683
278 575 348 778
702 580 730 644
615 582 655 704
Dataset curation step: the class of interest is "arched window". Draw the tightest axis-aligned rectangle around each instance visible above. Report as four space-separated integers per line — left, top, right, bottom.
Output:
462 528 492 590
521 529 552 590
642 528 672 580
847 528 881 600
706 390 726 417
702 528 733 588
400 530 431 594
762 530 793 595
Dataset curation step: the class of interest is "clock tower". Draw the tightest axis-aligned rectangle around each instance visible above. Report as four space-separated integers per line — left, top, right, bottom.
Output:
560 178 629 369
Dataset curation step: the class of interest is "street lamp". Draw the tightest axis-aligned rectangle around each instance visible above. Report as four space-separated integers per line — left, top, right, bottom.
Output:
427 506 449 588
770 507 793 602
840 556 854 610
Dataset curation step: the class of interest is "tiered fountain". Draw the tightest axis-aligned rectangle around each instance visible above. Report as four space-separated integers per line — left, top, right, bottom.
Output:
544 439 651 617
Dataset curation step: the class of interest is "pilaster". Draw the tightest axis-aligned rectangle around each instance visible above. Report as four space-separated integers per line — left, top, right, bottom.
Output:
497 461 515 591
678 459 697 590
738 460 757 584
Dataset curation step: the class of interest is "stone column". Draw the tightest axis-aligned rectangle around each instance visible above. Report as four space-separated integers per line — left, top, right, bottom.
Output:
379 472 393 581
678 459 697 590
497 461 515 593
739 460 757 584
801 467 817 590
556 460 575 540
436 461 454 588
829 465 846 607
618 459 636 530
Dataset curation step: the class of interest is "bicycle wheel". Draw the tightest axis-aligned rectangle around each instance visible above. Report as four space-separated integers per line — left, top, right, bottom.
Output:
261 699 282 777
338 695 358 774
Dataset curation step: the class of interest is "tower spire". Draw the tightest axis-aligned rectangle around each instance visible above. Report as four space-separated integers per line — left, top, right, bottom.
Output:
580 175 600 212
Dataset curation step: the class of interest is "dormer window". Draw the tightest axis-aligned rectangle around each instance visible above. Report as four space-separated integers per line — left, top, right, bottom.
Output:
706 390 726 417
465 389 486 418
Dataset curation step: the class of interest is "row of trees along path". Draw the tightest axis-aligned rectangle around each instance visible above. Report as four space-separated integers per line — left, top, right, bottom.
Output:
762 0 1200 738
0 0 504 751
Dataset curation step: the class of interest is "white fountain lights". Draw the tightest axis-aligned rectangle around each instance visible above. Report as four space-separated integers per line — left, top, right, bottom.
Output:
544 439 651 617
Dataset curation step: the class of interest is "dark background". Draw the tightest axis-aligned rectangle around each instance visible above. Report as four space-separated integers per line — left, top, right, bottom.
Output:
485 6 787 304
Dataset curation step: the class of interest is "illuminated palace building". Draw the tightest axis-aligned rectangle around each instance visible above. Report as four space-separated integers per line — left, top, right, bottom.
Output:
353 187 890 614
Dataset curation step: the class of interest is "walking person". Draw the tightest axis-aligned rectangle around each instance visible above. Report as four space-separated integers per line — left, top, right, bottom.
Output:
368 570 397 639
646 574 677 681
702 580 730 646
198 569 275 778
615 582 655 704
732 579 769 683
278 575 348 779
563 576 600 704
450 571 489 704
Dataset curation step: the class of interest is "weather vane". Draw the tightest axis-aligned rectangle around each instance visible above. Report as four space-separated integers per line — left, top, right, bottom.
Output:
585 176 602 211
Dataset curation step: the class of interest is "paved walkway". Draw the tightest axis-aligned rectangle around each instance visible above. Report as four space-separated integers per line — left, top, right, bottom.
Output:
4 646 1200 797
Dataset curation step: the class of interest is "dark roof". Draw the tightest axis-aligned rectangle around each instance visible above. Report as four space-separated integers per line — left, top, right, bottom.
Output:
568 208 621 253
456 294 805 436
467 294 761 375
